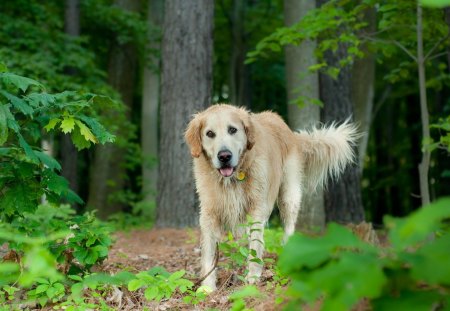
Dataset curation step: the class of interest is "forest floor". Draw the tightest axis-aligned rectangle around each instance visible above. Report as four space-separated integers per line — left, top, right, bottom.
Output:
102 228 281 310
101 225 378 310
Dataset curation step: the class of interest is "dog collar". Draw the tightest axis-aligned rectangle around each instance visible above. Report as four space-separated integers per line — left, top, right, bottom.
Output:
236 171 246 181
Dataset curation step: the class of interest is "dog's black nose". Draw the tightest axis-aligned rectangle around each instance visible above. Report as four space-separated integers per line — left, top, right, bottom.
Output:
218 150 232 163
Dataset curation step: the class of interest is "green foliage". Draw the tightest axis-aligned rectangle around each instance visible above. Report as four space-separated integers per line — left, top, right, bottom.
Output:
228 285 263 311
279 198 450 311
421 0 450 7
0 68 116 308
430 115 450 152
127 267 194 302
218 222 265 283
0 69 115 219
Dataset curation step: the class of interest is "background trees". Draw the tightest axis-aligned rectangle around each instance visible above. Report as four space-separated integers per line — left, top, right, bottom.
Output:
156 0 214 227
1 0 449 228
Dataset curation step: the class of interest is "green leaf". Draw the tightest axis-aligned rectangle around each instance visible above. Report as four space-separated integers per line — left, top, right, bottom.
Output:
35 284 49 294
410 233 450 285
128 279 145 291
279 223 369 274
0 63 8 72
84 249 99 265
44 118 61 132
144 286 159 301
75 120 98 143
71 126 91 150
385 198 450 250
420 0 450 7
168 270 185 282
373 290 443 311
43 170 69 195
0 183 37 215
229 285 262 300
25 92 55 107
18 133 39 162
0 104 8 145
35 151 61 171
0 91 34 115
60 117 76 134
0 73 43 92
78 115 115 144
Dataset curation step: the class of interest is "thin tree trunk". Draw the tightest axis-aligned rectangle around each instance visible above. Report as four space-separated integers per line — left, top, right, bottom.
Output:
416 3 430 206
61 0 80 198
142 0 163 203
156 0 214 227
284 0 324 231
87 0 140 219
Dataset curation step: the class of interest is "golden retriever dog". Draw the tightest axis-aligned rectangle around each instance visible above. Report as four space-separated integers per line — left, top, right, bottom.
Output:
185 104 358 290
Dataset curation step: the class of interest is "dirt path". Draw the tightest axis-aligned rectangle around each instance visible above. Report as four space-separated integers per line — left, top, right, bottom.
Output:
103 228 277 310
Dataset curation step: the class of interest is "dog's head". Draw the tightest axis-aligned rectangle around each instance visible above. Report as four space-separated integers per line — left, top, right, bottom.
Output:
185 104 255 178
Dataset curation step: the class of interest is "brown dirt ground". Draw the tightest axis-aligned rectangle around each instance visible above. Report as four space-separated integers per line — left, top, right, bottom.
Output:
101 225 377 310
101 228 283 310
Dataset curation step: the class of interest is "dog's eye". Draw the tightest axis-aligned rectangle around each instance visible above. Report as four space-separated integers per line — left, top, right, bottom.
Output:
206 130 215 138
228 126 237 135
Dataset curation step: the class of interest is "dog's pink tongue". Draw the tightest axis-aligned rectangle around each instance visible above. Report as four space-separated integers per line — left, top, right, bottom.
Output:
219 167 234 177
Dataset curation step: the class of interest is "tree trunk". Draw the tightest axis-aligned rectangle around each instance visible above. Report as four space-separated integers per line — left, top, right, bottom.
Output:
284 0 325 231
318 18 365 223
142 0 163 204
156 0 214 227
351 5 375 170
87 0 140 219
61 0 80 198
229 0 249 108
416 3 430 206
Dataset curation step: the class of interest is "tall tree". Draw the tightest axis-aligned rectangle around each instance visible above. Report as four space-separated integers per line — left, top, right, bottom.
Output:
61 0 80 198
141 0 163 204
156 0 214 227
319 45 365 224
87 0 141 219
351 6 376 169
284 0 325 231
318 0 364 224
229 0 249 107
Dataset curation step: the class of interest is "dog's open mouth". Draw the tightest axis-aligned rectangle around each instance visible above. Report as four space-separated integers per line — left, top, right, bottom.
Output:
219 166 234 177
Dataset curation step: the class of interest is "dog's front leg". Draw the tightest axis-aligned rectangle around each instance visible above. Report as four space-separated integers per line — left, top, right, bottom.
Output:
246 215 266 284
200 216 220 291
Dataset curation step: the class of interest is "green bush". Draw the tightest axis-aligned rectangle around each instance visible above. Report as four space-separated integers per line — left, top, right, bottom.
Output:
279 198 450 311
0 67 116 307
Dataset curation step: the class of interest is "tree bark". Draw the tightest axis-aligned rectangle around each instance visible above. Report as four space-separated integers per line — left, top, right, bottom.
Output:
351 5 375 170
416 3 430 206
156 0 214 227
229 0 250 108
142 0 163 204
318 23 365 224
284 0 325 231
61 0 80 198
87 0 140 219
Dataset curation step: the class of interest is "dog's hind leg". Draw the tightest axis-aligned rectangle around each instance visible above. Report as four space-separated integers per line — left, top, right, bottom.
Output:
278 152 302 243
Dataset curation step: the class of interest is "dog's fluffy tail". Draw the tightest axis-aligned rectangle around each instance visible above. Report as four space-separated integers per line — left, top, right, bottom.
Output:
295 120 360 192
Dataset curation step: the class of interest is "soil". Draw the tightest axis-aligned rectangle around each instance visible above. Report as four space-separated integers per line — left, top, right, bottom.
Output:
102 228 279 310
100 223 382 310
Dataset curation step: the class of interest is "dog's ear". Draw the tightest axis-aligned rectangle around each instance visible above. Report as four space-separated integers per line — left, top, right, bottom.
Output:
185 114 203 158
243 113 255 150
